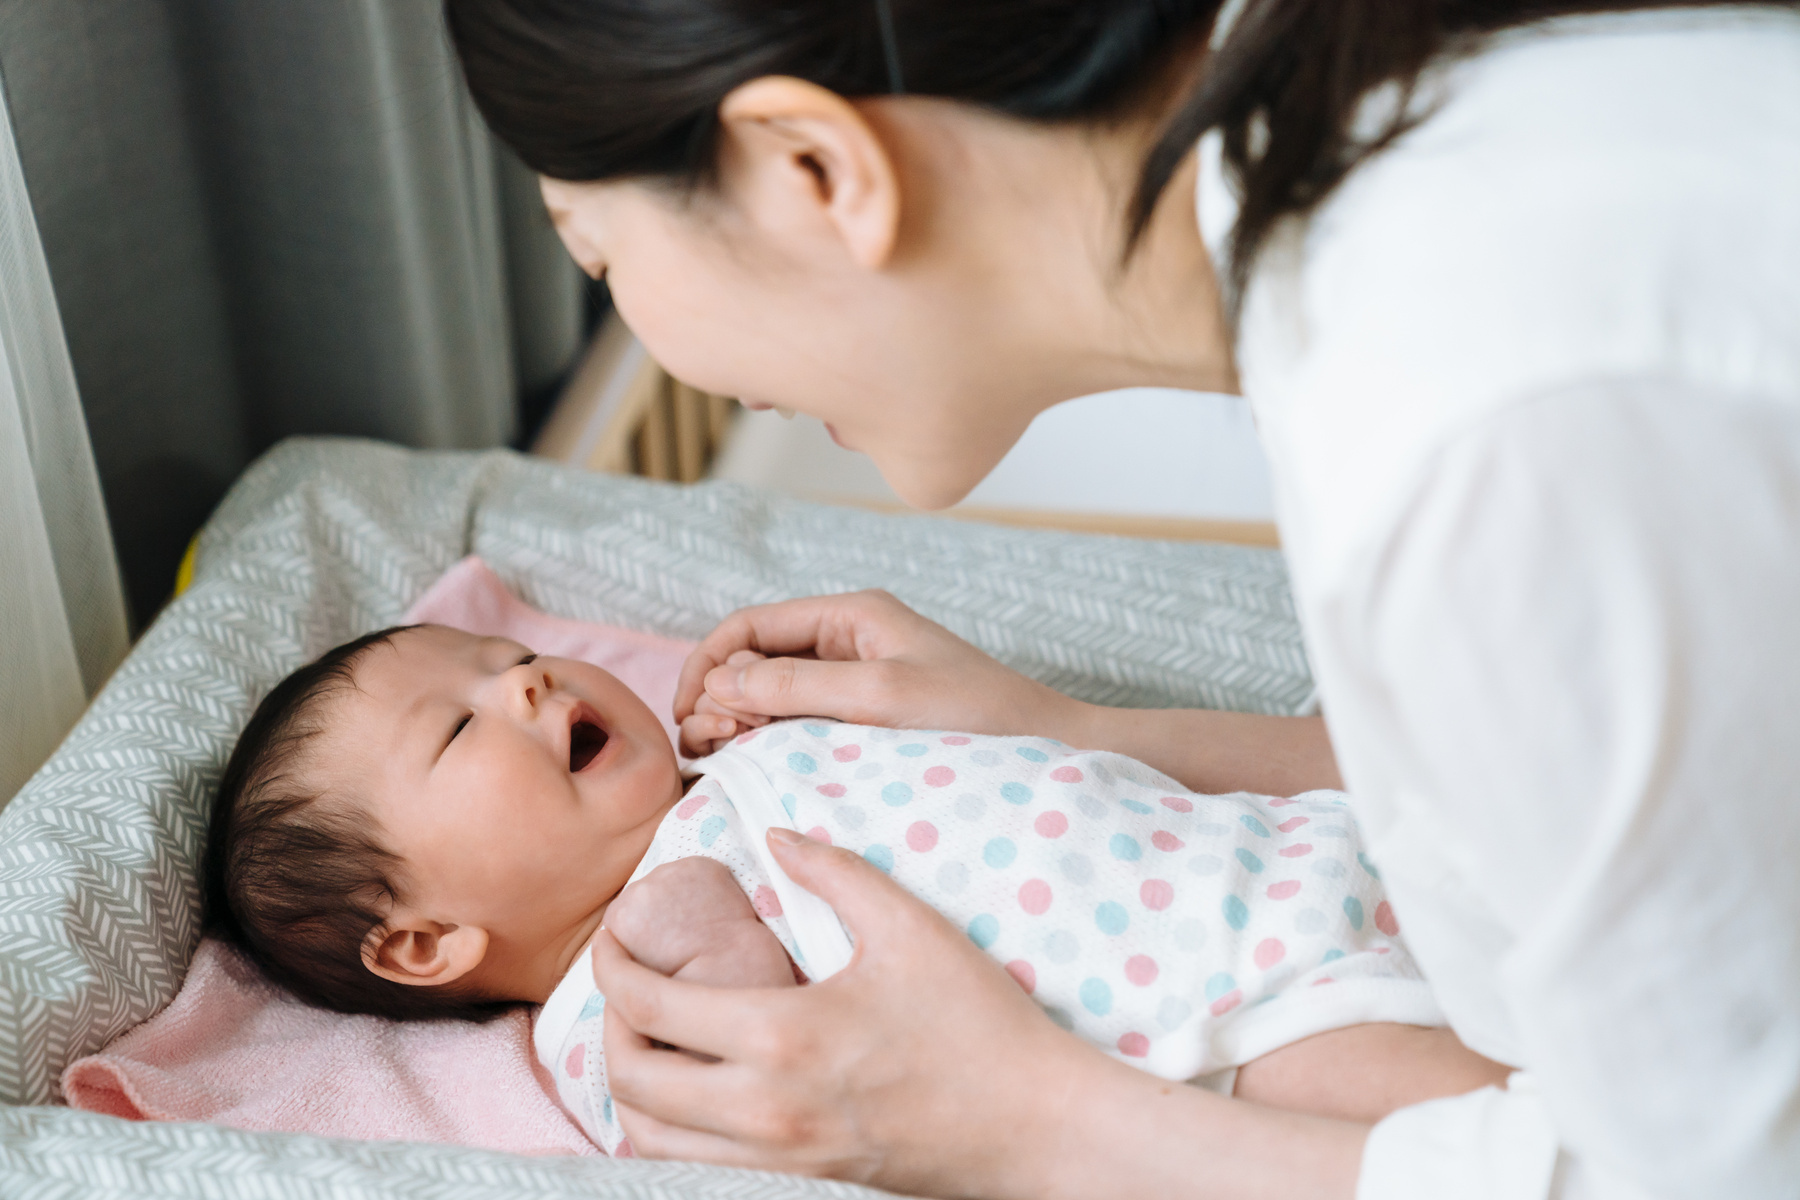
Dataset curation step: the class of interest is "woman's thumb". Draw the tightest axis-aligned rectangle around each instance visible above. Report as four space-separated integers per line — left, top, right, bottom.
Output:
706 656 883 721
766 828 910 943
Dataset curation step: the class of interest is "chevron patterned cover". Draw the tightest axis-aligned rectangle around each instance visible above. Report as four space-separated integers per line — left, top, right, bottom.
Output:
0 437 1311 1196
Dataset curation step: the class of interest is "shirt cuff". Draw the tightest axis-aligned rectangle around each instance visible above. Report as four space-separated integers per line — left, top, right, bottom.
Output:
1358 1073 1560 1200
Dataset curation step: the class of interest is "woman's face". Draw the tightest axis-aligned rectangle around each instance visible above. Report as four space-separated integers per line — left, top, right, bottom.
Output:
539 91 1233 510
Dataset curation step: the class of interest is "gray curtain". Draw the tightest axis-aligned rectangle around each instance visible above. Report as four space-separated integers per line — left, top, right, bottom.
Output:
0 0 584 625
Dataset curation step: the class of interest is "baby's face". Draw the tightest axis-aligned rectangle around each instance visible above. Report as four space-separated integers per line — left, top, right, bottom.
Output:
326 625 681 975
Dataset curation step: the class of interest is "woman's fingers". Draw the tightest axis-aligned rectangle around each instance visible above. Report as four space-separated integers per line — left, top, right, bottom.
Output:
704 655 915 726
765 829 932 950
591 930 771 1060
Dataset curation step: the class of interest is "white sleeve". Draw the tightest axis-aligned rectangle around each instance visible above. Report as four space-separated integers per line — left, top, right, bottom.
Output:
1317 380 1800 1199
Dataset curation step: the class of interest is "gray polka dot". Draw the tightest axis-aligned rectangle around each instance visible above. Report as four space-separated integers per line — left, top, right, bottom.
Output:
1314 825 1351 838
1293 908 1327 935
1174 919 1207 951
1311 858 1346 879
956 793 987 821
867 728 899 742
764 728 790 747
1193 822 1231 838
936 861 969 894
1157 996 1194 1031
970 749 1001 767
1187 854 1225 876
833 805 866 830
1090 761 1116 786
1076 794 1108 820
1044 929 1080 964
1043 1005 1075 1031
1060 852 1094 885
854 762 883 780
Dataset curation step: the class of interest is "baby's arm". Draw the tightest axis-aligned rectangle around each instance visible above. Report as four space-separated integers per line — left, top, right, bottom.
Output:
604 856 796 989
1233 1022 1512 1123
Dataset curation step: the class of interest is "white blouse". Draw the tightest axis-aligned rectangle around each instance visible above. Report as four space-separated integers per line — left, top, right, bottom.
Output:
1225 9 1800 1198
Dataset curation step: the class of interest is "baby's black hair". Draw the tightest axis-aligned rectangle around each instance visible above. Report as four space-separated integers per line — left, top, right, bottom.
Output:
203 625 514 1023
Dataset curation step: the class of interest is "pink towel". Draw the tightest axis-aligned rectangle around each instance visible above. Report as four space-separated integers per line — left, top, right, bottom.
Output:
61 558 697 1153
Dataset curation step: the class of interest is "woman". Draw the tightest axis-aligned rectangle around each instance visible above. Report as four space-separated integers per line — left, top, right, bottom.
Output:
445 2 1800 1196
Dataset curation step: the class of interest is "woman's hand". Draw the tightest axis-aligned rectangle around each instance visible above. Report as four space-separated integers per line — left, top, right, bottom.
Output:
593 828 1092 1196
593 831 1369 1198
674 590 1075 757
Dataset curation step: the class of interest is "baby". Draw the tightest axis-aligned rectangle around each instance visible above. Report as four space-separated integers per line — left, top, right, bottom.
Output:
206 624 1505 1155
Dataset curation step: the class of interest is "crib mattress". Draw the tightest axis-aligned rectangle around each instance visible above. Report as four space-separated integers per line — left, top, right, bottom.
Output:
0 437 1311 1197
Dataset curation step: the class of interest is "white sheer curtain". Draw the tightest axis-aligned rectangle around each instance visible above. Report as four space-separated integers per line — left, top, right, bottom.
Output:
0 68 129 805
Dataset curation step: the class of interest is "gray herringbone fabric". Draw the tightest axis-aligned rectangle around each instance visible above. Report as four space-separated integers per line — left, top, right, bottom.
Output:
0 437 1311 1197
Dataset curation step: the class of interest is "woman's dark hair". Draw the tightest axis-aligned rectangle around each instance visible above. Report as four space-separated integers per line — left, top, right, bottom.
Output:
446 0 1769 297
204 625 513 1023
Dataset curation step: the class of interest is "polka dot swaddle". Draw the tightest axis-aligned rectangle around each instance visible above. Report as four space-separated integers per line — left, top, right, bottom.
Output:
534 721 1442 1153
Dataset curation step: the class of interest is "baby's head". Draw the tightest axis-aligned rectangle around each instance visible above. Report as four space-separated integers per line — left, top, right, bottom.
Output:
205 624 682 1019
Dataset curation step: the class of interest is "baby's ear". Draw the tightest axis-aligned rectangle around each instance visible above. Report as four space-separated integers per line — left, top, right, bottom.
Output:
363 917 489 988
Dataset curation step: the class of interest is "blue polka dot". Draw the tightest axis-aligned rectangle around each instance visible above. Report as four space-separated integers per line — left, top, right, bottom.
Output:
1120 798 1153 814
1109 833 1143 861
897 743 928 757
1322 948 1345 964
1000 782 1034 805
882 781 914 807
803 722 831 737
1095 901 1130 936
967 914 999 949
1079 977 1113 1016
1357 852 1382 880
1240 815 1270 837
1204 972 1237 1001
780 793 797 821
602 1096 613 1124
1343 896 1364 930
788 752 818 775
863 844 894 873
700 815 728 847
1235 847 1265 873
984 838 1018 869
578 991 605 1020
1016 746 1050 763
1222 894 1249 930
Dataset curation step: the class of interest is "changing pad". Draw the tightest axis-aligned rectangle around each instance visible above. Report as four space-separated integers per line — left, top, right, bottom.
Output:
0 436 1311 1198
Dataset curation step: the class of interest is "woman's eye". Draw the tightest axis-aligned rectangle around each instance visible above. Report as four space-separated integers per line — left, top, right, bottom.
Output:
450 714 471 742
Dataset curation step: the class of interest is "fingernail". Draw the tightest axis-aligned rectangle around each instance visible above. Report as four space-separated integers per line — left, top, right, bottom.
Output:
709 666 744 702
769 827 806 846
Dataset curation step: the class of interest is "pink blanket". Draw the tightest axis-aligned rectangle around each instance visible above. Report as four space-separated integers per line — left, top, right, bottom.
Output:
62 558 696 1154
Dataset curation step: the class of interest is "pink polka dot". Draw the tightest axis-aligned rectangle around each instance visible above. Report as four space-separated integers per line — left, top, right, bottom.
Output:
1117 1032 1150 1058
1277 843 1313 858
615 1137 636 1158
906 821 939 852
1140 879 1174 911
833 744 861 762
1276 816 1309 833
1018 878 1053 915
676 793 708 820
1034 811 1069 838
565 1043 585 1078
1209 989 1243 1016
1125 955 1159 986
1266 880 1301 900
1267 796 1296 807
753 886 784 919
1160 795 1194 813
817 783 847 798
1310 976 1336 987
941 735 972 745
1050 766 1083 783
806 826 832 845
1005 960 1037 993
1374 901 1400 936
1151 830 1185 852
923 765 956 787
1254 938 1286 969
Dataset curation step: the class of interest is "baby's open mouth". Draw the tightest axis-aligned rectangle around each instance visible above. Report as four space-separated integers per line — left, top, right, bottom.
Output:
569 719 608 773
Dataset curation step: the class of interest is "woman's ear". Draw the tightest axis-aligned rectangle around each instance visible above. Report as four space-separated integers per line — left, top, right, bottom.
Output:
363 917 490 988
718 76 902 270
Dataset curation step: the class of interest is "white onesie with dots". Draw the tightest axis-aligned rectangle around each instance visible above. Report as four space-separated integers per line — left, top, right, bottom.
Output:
534 720 1443 1154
